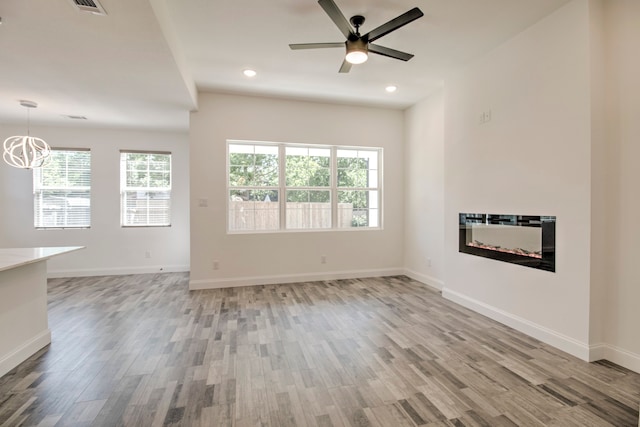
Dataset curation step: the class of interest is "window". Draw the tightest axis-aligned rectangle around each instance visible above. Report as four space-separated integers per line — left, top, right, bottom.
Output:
228 144 279 232
337 149 379 228
120 151 171 227
227 141 382 233
33 149 91 229
285 146 331 230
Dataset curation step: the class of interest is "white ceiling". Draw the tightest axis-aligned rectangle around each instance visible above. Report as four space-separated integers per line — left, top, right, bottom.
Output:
0 0 570 132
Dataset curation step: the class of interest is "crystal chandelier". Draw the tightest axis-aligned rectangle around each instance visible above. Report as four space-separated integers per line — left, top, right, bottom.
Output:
3 101 51 169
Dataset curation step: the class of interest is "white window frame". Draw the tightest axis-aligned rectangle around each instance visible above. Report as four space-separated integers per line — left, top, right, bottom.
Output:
33 148 91 229
227 140 383 233
120 150 172 227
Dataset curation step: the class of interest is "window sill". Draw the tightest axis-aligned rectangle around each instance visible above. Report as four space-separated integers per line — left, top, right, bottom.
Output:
121 225 172 228
227 227 382 236
36 227 91 230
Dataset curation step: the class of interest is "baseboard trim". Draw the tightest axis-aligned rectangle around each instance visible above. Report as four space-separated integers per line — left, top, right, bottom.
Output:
47 265 190 279
189 268 405 290
590 343 640 373
442 287 590 361
0 329 51 378
589 343 607 362
403 269 444 291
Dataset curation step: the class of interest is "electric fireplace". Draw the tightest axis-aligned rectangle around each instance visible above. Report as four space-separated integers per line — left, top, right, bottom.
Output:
459 213 556 272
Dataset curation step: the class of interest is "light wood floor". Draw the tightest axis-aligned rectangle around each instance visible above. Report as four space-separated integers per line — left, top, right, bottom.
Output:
0 274 638 426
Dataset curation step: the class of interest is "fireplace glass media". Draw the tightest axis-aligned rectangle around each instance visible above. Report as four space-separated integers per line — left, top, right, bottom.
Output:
459 213 556 272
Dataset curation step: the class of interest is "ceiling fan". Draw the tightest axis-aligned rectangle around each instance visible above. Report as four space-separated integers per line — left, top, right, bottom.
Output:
289 0 424 73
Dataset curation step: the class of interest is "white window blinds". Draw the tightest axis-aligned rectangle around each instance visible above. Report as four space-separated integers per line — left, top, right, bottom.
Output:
120 151 172 227
33 149 91 229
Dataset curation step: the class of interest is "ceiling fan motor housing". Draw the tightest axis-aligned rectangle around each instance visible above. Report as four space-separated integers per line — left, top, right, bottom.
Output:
346 38 367 53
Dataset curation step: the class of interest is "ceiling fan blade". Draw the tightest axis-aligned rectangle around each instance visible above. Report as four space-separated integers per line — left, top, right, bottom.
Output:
318 0 353 39
364 7 424 43
339 59 352 73
289 42 345 50
368 44 414 61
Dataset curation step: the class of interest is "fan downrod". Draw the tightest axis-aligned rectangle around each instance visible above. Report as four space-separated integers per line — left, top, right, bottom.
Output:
350 15 365 34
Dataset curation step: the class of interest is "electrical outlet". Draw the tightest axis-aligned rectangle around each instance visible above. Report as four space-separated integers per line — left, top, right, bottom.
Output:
321 255 327 264
145 251 151 259
213 260 219 270
426 258 432 267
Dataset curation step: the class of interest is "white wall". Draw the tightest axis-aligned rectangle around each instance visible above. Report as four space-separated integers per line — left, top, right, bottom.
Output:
442 1 594 359
189 93 404 289
0 125 190 276
404 89 445 289
601 0 640 371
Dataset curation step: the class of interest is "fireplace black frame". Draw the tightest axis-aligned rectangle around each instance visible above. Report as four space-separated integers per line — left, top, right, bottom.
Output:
459 213 556 272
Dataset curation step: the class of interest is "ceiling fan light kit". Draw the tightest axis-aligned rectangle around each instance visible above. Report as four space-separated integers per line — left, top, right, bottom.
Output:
289 0 423 73
345 39 368 64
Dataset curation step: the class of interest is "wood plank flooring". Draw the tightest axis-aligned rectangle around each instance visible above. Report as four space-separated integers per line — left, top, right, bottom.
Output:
0 273 638 426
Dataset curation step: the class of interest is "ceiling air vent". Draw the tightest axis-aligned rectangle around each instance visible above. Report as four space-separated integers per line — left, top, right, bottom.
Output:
70 0 107 15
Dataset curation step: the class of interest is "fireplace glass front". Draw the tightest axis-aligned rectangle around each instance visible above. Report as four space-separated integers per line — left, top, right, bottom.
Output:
459 214 555 272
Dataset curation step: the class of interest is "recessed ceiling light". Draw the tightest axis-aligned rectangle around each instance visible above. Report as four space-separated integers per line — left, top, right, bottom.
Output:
243 69 257 78
385 85 398 93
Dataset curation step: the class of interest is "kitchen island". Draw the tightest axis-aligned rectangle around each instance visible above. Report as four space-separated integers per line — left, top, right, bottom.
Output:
0 247 83 377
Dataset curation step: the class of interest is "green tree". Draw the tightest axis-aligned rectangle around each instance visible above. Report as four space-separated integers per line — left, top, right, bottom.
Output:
229 151 278 201
285 152 330 202
124 153 170 188
41 150 90 188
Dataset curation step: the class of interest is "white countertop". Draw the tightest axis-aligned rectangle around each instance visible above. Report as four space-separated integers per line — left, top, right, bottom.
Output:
0 247 85 273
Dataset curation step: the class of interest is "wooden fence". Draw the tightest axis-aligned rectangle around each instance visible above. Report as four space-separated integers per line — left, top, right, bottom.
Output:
229 201 354 231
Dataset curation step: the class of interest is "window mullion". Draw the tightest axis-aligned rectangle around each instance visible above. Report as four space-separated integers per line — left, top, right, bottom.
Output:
378 148 383 228
331 146 337 229
146 159 150 226
279 144 286 230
